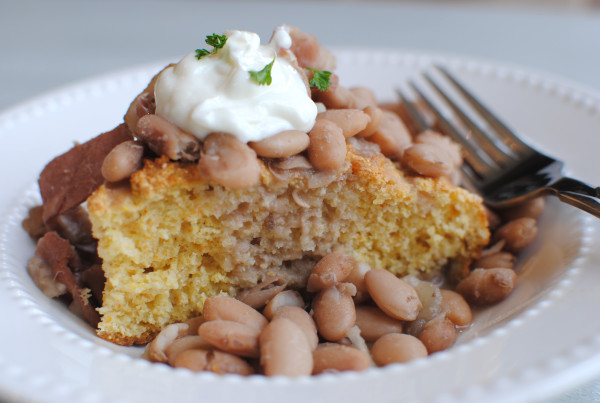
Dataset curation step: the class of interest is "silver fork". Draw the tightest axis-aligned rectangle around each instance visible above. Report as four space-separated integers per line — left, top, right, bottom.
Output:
397 65 600 219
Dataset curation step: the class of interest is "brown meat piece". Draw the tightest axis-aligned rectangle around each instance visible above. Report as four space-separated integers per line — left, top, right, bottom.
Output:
33 232 100 327
22 205 48 240
39 124 132 222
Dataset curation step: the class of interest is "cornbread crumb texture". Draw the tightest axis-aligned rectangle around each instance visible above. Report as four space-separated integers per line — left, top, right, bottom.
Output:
88 148 489 345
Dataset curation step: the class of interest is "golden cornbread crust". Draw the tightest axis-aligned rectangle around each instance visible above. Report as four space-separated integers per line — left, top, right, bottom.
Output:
88 146 489 345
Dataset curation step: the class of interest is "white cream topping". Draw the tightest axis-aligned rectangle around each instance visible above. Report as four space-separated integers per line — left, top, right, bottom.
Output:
154 28 317 142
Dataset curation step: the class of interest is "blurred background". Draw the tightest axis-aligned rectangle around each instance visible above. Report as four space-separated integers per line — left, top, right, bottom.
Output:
1 1 600 402
2 0 600 111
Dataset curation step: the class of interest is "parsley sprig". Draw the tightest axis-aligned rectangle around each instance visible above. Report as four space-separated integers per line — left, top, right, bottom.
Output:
307 67 332 91
249 58 275 86
195 33 228 60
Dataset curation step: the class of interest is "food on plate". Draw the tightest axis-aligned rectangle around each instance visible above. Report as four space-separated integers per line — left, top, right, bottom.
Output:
22 25 542 375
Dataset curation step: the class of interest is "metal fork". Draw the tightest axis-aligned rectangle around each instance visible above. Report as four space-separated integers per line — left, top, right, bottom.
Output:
397 65 600 219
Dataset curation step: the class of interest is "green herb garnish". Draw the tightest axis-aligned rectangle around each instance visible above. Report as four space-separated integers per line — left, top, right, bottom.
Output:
195 33 228 60
307 67 332 91
249 58 275 86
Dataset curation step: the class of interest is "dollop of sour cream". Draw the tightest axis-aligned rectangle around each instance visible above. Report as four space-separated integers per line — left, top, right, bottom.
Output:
154 27 317 142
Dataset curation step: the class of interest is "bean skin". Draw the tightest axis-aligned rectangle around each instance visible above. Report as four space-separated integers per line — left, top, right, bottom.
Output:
344 261 371 304
263 290 305 320
365 269 422 321
307 252 356 292
235 276 287 310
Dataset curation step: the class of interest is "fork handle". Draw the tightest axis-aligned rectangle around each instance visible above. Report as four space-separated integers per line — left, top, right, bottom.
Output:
550 177 600 219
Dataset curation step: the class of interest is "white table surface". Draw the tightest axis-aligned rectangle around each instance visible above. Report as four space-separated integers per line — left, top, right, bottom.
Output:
1 1 600 402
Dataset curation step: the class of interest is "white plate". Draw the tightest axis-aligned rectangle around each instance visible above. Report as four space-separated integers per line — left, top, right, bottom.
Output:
1 49 600 403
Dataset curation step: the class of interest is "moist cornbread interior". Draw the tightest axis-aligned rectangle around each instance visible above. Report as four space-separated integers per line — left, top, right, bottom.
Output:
88 145 489 345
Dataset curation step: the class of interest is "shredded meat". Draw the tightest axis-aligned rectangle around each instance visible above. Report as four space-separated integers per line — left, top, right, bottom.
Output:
38 124 132 222
32 232 100 327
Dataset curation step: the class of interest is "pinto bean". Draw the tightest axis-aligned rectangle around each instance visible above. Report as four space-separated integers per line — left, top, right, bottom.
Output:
197 320 260 358
357 106 383 138
344 261 371 304
172 349 210 372
312 343 371 374
456 268 517 305
197 132 261 189
365 269 422 321
205 350 254 375
312 283 357 341
485 206 502 231
355 306 404 341
288 26 336 71
124 92 155 135
236 276 287 309
259 318 313 376
202 295 268 331
402 142 454 178
172 349 254 375
145 323 190 363
350 87 378 109
136 114 200 162
263 290 305 320
418 317 456 354
416 131 462 167
248 130 310 158
371 333 428 366
367 110 412 159
273 306 318 350
165 335 212 366
493 217 538 253
472 251 516 270
317 110 370 139
101 140 144 182
307 251 356 292
440 289 472 327
314 85 357 110
307 119 347 171
501 197 545 221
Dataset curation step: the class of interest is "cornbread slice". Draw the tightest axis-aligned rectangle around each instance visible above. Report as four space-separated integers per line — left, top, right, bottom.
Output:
88 144 489 345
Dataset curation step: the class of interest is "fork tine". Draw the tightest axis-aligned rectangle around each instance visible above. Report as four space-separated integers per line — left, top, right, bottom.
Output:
422 72 518 166
435 65 535 158
408 80 499 178
396 87 431 133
